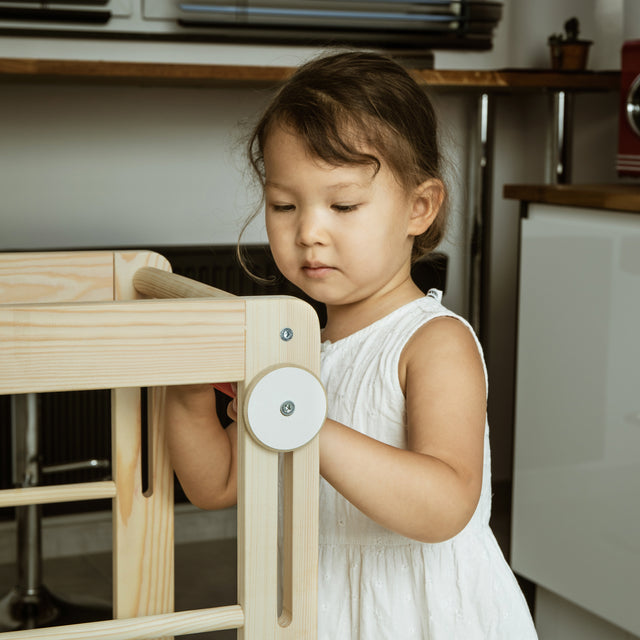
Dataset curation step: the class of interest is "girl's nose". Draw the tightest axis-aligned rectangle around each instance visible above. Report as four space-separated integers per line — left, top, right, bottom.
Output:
295 209 326 246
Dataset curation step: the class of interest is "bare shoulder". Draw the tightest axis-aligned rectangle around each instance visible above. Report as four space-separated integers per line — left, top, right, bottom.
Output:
398 315 485 394
399 314 486 485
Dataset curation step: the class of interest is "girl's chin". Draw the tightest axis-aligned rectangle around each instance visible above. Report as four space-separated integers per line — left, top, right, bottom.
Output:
297 288 362 309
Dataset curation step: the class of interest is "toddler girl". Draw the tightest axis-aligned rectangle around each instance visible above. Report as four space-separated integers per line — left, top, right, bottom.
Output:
166 51 538 640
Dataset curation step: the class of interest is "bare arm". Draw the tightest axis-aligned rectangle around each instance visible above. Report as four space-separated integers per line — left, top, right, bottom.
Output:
319 317 486 543
165 384 238 510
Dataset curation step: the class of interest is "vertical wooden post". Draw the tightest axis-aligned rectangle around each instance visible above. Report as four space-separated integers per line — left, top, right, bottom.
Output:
237 296 320 640
112 252 175 637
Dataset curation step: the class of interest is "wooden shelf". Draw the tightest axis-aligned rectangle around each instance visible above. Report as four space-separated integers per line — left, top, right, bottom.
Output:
0 57 621 91
504 184 640 213
410 68 620 91
0 57 292 87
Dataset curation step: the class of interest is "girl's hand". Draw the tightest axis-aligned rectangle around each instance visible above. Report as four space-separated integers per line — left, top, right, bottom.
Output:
212 381 238 422
165 383 238 510
227 394 238 423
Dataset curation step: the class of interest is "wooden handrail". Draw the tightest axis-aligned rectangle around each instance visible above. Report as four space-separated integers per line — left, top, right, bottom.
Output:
133 266 236 300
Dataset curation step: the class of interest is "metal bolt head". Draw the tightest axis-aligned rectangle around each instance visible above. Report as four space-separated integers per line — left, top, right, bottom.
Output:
280 327 294 341
280 400 295 416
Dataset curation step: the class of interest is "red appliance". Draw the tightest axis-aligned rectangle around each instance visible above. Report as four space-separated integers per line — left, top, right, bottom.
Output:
618 40 640 176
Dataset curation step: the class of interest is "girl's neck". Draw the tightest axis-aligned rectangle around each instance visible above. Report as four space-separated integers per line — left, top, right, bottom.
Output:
321 278 424 343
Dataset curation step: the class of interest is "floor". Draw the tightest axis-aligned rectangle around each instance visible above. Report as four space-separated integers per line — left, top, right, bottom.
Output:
0 538 238 639
0 500 516 639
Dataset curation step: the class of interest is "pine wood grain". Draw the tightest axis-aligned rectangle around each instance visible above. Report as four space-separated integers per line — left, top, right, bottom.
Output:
134 266 235 300
0 298 246 394
0 250 322 639
0 481 116 507
0 605 245 639
237 295 321 639
0 250 114 303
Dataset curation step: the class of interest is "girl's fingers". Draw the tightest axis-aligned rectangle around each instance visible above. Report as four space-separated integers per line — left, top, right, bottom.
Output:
227 396 238 421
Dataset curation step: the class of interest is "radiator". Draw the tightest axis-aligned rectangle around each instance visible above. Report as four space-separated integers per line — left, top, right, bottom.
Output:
0 245 445 519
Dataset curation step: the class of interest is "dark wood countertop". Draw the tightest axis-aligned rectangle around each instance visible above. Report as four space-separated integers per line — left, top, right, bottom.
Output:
504 184 640 213
0 58 621 90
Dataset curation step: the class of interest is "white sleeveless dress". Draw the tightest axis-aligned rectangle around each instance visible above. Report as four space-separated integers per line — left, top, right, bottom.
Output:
317 291 538 639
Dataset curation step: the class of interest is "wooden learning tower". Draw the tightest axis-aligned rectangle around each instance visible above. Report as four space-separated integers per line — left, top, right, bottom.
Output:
0 250 326 640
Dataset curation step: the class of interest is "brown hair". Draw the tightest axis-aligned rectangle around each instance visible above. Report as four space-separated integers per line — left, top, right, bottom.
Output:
243 50 448 263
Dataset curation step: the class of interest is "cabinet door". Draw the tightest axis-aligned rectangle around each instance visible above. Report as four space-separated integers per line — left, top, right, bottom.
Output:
511 204 640 636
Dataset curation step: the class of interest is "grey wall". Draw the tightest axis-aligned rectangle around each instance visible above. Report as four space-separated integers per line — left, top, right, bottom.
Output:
0 0 634 482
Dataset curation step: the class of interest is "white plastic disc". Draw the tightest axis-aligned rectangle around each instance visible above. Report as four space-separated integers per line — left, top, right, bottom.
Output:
244 366 326 452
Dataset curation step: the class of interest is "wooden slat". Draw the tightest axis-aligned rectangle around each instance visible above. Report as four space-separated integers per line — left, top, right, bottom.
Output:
112 250 175 631
237 296 320 640
0 605 245 639
0 481 116 507
134 267 235 300
274 299 320 640
111 385 175 622
0 298 245 393
237 298 281 640
0 251 114 304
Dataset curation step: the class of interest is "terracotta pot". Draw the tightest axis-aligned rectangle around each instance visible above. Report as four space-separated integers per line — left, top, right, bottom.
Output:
549 41 592 71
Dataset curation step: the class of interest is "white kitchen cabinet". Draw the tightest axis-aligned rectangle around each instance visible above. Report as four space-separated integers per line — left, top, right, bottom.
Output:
509 191 640 638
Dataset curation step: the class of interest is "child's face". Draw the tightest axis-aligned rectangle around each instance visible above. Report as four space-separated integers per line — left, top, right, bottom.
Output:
263 126 422 310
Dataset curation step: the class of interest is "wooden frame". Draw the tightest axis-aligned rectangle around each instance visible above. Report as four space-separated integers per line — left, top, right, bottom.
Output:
0 250 320 640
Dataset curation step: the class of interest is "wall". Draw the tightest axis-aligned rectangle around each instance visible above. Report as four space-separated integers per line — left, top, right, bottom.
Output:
0 0 633 479
0 81 269 247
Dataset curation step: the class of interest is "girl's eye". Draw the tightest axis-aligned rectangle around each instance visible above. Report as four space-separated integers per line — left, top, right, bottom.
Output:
270 203 295 212
332 204 358 213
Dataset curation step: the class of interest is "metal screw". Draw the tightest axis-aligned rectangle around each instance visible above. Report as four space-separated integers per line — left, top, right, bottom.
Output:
280 400 295 417
280 327 294 341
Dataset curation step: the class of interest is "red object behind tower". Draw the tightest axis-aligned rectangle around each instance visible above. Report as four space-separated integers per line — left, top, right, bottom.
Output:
617 40 640 176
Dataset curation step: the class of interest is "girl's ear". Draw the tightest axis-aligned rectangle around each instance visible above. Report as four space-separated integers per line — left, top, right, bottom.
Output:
408 179 445 237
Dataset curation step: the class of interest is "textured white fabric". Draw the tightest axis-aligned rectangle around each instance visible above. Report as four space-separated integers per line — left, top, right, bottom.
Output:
318 292 538 639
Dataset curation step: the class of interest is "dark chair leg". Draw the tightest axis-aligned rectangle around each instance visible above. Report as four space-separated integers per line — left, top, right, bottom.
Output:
0 394 111 632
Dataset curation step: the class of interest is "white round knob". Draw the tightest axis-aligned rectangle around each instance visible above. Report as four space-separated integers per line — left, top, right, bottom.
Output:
243 366 326 452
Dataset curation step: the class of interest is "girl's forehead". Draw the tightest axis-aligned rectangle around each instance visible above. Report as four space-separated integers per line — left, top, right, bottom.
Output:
265 118 380 156
265 160 376 191
264 126 381 177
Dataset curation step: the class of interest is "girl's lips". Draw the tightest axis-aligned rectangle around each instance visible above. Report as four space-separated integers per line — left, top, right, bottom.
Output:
302 263 335 278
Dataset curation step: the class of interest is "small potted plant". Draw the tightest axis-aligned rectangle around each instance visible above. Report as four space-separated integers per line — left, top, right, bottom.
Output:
548 17 592 71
